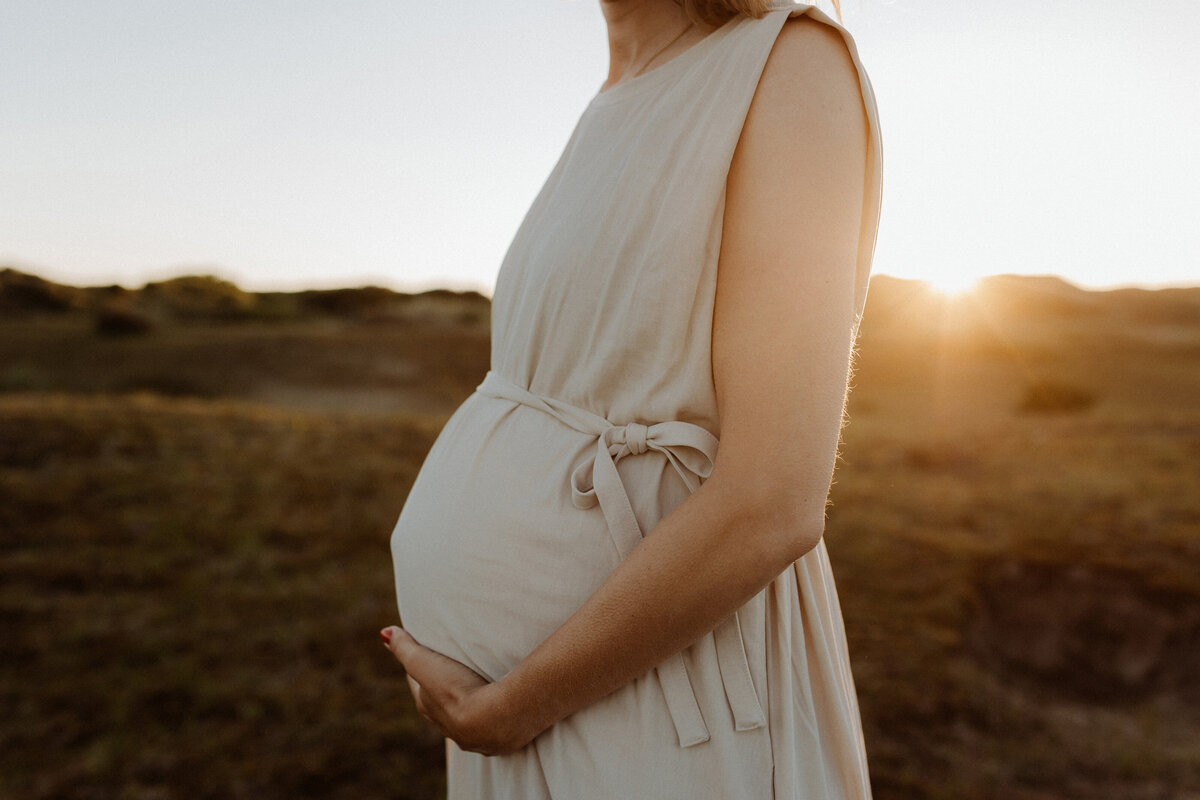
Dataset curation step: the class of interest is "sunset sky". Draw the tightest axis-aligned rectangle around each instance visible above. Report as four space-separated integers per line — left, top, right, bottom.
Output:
1 0 1197 296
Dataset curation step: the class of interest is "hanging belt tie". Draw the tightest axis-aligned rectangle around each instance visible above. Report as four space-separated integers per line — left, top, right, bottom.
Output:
475 370 766 747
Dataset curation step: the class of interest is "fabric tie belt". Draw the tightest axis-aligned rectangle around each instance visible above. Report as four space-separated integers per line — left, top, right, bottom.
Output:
475 370 766 747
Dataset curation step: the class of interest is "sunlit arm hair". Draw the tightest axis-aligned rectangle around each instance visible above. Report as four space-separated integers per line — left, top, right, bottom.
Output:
673 0 841 26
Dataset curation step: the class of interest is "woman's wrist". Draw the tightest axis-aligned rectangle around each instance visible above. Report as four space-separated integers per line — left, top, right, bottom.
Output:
487 668 558 750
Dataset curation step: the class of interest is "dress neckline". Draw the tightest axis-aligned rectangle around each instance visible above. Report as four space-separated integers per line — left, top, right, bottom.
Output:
588 13 746 108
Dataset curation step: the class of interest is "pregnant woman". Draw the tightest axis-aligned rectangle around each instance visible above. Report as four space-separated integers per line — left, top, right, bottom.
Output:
384 0 883 796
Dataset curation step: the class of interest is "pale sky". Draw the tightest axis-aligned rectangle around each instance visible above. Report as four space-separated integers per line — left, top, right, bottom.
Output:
1 0 1197 296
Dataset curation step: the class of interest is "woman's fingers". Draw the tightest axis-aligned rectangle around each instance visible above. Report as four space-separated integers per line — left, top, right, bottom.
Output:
382 626 434 682
405 674 431 719
382 625 419 666
384 628 446 726
380 625 523 754
384 626 462 689
385 627 491 690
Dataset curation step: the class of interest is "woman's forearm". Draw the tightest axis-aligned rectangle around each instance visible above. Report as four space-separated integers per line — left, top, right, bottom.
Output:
495 471 822 738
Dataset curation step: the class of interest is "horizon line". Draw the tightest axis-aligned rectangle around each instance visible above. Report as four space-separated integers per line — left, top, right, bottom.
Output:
3 258 1198 298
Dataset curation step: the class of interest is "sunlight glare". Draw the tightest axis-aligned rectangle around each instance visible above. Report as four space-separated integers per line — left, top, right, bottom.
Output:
925 271 981 299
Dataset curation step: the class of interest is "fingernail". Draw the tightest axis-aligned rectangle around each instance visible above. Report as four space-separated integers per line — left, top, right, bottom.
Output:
380 628 393 644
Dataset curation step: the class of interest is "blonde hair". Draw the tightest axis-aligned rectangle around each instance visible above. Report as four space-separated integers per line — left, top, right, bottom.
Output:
673 0 841 26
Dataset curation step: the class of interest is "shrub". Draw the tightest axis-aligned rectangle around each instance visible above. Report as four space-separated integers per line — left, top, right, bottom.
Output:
0 268 81 314
94 304 155 336
141 274 256 319
298 286 402 317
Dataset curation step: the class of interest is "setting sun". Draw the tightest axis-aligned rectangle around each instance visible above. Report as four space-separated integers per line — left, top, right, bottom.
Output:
923 271 982 299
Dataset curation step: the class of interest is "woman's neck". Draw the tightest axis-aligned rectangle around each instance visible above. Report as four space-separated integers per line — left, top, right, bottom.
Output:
598 0 714 91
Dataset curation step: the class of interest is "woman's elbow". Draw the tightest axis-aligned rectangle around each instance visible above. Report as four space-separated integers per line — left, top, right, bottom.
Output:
711 478 828 570
767 505 826 565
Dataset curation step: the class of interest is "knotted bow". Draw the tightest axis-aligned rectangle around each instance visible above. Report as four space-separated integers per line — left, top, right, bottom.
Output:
475 370 766 747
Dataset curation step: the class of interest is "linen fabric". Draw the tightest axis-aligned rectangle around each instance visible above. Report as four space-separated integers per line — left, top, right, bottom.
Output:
390 4 883 797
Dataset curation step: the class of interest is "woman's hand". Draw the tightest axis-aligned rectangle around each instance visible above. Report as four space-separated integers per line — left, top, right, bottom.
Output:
380 626 541 756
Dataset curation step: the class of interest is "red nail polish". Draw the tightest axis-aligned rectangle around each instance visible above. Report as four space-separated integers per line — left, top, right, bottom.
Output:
380 628 393 644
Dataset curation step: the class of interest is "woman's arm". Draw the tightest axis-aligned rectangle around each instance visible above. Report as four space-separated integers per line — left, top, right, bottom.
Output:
384 16 869 756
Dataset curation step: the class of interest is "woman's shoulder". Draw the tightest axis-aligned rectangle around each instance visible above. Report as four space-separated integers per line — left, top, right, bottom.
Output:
744 10 867 151
761 11 862 109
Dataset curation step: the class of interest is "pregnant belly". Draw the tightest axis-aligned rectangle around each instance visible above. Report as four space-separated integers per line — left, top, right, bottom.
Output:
390 392 630 681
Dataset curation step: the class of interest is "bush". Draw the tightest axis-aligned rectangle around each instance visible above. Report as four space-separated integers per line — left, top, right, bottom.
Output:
141 274 256 319
0 268 81 314
298 286 402 317
94 304 155 336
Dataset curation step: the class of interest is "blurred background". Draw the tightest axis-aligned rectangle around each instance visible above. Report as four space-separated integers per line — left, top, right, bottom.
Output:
1 1 1198 798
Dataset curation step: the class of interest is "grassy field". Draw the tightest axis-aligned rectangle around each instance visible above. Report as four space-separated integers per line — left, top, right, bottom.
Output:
1 268 1198 799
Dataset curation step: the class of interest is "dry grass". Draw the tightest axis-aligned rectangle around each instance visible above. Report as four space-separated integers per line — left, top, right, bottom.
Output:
0 393 449 799
2 270 1198 799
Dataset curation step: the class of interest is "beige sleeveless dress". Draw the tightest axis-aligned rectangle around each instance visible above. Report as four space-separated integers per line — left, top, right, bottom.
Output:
390 4 883 797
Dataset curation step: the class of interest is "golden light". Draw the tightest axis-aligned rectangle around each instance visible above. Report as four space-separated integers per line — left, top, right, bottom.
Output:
925 271 982 300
